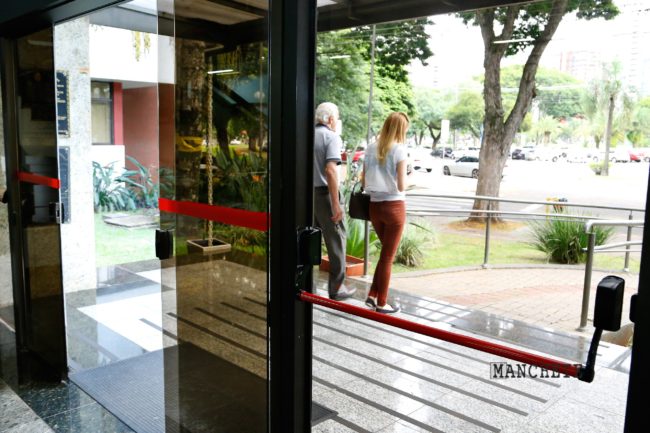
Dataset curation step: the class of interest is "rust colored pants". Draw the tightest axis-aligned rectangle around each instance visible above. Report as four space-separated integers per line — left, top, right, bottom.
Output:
368 200 406 306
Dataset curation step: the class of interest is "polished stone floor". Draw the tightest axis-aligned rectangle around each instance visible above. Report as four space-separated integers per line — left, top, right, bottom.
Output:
0 257 632 433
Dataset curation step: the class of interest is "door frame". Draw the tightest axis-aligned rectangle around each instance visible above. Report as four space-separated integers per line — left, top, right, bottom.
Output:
2 1 649 432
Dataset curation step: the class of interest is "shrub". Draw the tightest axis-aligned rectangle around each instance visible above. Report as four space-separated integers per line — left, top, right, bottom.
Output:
528 214 613 264
93 161 136 212
394 219 436 267
346 217 378 258
117 156 159 209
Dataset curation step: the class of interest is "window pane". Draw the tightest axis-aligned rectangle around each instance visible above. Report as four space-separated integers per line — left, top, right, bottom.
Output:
91 102 111 143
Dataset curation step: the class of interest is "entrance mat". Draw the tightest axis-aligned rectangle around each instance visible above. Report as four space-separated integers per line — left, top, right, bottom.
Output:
71 343 336 432
70 343 266 433
311 401 337 426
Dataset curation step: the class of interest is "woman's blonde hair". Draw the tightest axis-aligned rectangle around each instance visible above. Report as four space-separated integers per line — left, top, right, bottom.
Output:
377 112 410 164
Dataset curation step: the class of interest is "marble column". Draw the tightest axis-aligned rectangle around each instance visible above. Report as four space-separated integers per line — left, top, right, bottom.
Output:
55 18 97 293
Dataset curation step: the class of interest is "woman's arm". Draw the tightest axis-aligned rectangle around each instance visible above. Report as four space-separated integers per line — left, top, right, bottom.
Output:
396 160 407 192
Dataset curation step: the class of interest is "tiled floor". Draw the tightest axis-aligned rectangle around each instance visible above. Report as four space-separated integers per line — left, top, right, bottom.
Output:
0 258 632 432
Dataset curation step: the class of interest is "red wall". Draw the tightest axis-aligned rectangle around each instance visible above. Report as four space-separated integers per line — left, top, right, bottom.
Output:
123 85 158 179
112 82 124 145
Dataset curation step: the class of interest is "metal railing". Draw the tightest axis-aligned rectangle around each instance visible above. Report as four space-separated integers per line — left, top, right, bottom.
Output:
359 193 644 330
580 219 644 330
401 193 644 268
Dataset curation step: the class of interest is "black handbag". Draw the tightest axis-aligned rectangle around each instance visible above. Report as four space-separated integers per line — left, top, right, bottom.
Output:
348 183 370 220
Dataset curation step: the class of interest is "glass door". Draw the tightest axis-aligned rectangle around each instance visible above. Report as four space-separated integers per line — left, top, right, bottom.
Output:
0 28 67 378
158 0 270 430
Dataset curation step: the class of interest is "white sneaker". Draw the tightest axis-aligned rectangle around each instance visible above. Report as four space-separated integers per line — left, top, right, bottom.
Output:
376 303 400 314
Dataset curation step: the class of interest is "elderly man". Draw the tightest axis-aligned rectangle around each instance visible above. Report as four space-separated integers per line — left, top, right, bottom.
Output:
314 102 356 300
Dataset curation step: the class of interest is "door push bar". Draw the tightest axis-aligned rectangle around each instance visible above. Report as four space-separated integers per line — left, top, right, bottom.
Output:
296 227 626 383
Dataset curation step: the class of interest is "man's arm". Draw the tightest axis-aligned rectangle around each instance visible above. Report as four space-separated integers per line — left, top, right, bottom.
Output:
324 161 343 223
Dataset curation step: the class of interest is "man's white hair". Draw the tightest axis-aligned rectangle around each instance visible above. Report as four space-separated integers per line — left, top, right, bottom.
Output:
315 102 339 125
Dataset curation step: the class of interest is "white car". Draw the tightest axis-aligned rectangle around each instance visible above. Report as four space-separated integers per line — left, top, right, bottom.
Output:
443 156 480 178
407 145 434 172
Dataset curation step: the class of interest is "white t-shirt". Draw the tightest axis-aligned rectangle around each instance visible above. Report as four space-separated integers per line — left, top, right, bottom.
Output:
364 143 407 202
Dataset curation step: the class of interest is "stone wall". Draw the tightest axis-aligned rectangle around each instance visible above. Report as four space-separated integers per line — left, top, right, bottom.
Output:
55 17 97 292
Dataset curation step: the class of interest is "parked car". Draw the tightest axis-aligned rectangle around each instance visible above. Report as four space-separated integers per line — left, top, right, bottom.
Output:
407 146 435 172
607 148 631 163
443 156 480 178
431 147 454 159
341 145 365 163
628 148 642 162
454 147 480 158
511 148 525 160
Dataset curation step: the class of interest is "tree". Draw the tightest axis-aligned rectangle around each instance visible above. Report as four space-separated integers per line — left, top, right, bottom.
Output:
447 91 484 140
411 88 452 146
353 19 433 83
629 97 650 147
460 0 618 219
500 65 584 119
530 115 560 145
316 30 370 146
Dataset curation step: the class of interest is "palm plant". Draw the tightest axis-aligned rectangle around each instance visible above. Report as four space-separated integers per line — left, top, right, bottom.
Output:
528 213 613 264
117 156 159 209
92 161 136 212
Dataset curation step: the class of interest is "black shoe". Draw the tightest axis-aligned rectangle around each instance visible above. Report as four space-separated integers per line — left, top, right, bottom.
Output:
365 297 377 308
329 285 356 300
376 303 400 314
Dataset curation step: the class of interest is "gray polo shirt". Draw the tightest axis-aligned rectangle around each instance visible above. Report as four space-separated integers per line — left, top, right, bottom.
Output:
313 124 342 187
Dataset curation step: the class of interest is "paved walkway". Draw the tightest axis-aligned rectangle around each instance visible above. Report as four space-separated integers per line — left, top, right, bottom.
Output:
352 265 638 340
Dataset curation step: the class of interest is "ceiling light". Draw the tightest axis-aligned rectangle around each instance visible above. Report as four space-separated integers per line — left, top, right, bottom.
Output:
207 69 236 75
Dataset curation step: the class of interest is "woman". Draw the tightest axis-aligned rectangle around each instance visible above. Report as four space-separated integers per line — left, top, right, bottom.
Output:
362 112 409 314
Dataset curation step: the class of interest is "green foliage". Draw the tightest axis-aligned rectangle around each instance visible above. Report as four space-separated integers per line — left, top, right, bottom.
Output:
352 19 433 83
346 217 379 258
92 161 136 213
117 156 159 209
213 222 267 255
581 62 636 148
499 65 584 119
411 88 453 145
629 97 650 146
528 214 613 264
316 30 370 146
459 1 618 57
447 91 484 138
209 150 268 212
394 219 436 267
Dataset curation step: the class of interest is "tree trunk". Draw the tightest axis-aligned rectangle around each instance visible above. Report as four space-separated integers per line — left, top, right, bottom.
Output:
471 1 568 222
603 94 615 176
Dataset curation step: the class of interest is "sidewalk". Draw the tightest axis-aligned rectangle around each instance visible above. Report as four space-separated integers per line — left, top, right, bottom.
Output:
352 264 638 339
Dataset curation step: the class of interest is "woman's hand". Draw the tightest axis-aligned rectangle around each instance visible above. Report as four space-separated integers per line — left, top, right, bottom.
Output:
396 160 407 192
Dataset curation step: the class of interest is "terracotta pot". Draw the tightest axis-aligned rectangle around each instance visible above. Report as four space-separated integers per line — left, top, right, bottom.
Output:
319 254 366 277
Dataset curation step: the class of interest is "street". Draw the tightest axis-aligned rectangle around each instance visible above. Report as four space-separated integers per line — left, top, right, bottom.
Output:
406 159 648 222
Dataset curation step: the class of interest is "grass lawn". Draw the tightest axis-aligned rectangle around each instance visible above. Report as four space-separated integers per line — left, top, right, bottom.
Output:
94 213 157 267
94 212 641 274
381 231 641 274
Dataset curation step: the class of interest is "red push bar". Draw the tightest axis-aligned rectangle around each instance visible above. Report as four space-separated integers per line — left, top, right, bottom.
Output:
17 171 60 189
300 291 582 378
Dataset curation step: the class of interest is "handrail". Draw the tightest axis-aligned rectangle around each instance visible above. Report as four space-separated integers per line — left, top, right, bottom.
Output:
584 219 644 231
408 209 607 220
300 290 596 381
580 219 645 330
408 192 646 213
